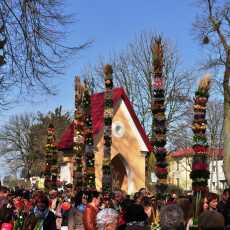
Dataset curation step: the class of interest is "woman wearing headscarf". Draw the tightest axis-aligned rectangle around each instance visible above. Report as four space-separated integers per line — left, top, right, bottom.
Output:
96 208 118 230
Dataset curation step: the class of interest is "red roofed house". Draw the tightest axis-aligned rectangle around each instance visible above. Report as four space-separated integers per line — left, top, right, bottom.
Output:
168 147 227 192
58 88 151 194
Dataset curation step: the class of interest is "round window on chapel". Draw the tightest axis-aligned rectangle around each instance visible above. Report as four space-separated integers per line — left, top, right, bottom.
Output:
112 121 125 138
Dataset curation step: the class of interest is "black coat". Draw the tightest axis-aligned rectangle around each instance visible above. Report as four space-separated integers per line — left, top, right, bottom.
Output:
43 211 56 230
217 200 226 216
224 199 230 228
22 211 56 230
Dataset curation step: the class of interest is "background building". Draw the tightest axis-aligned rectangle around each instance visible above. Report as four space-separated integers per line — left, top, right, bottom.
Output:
169 147 227 193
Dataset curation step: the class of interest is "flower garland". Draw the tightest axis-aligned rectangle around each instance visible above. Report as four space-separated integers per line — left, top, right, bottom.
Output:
151 38 168 196
44 124 58 190
190 75 211 194
82 83 96 189
73 77 85 189
102 64 113 192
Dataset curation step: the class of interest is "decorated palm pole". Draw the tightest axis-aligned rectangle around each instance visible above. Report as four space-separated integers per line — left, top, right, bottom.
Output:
190 75 211 193
151 38 168 197
190 75 211 228
102 64 113 192
45 124 58 190
73 77 85 190
82 83 96 189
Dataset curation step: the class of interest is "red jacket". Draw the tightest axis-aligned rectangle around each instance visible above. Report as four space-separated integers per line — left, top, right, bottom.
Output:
83 204 98 230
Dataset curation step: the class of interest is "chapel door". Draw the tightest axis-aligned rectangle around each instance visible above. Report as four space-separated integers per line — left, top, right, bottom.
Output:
111 154 128 192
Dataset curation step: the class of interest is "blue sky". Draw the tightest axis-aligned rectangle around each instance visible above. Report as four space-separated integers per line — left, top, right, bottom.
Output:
1 0 202 121
0 0 205 177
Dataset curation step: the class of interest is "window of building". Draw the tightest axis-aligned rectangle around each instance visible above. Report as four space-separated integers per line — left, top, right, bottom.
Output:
112 121 125 138
212 165 216 172
177 160 179 171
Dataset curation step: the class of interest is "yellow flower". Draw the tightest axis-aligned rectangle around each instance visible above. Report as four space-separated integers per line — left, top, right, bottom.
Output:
193 105 206 110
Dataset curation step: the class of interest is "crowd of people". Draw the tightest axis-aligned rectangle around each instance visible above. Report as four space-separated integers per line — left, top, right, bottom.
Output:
0 184 229 230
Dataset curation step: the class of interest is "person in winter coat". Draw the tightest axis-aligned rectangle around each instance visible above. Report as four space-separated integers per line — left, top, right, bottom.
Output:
22 194 56 230
217 189 229 216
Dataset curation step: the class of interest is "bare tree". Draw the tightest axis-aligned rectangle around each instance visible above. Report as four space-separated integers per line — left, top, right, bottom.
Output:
207 101 224 148
0 113 36 178
193 0 230 185
0 107 71 178
169 121 193 150
83 32 194 149
0 0 87 106
206 100 224 191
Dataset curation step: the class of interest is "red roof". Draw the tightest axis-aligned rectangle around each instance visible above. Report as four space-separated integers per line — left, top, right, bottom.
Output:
170 147 223 159
57 88 152 152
